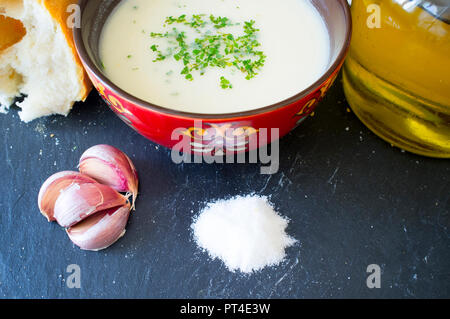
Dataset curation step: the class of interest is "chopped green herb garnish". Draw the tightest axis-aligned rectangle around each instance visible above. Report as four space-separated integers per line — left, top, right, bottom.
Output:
209 15 232 29
220 76 232 89
149 14 266 89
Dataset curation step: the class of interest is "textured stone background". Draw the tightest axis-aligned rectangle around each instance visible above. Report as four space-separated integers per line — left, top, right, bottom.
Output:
0 79 448 298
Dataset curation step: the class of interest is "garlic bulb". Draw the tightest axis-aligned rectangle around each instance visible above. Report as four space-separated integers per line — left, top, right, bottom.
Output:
38 171 97 222
79 145 139 208
67 204 131 251
37 144 139 251
53 182 128 228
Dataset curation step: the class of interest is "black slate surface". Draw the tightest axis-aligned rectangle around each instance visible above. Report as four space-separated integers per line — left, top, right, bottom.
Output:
0 79 449 299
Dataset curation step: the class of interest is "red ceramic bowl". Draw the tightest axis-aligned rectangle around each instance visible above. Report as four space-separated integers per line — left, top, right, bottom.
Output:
74 0 352 153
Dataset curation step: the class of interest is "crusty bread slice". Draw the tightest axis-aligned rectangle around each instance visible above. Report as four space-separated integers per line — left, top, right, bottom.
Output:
0 0 92 122
0 14 25 110
0 15 26 52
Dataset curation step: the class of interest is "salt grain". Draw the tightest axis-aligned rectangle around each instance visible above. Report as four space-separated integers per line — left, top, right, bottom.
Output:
191 195 297 274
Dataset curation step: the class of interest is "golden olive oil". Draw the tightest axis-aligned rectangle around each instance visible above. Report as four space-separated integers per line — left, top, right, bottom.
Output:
343 0 450 157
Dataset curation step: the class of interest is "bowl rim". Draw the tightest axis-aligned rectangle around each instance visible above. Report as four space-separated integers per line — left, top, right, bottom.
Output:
74 0 352 119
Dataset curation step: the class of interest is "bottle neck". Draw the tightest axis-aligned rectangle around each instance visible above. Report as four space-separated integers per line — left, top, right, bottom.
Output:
393 0 450 24
420 1 450 24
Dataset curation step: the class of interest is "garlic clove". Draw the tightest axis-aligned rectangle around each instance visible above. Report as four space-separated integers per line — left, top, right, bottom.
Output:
79 144 139 207
66 203 131 251
53 182 128 228
38 171 97 222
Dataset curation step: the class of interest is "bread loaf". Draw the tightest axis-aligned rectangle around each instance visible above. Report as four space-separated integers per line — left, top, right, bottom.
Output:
0 0 92 122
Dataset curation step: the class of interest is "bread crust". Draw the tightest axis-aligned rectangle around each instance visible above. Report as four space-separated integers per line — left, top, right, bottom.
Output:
0 14 26 52
38 0 92 101
0 0 92 101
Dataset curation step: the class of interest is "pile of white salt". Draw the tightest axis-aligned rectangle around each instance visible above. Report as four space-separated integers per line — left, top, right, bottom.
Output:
191 195 297 273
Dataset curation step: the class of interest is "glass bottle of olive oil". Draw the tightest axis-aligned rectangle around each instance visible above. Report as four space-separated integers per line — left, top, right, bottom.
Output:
343 0 450 157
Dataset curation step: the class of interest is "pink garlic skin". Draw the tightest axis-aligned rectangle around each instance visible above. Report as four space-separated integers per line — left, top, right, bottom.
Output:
53 182 128 228
37 171 97 222
66 204 131 251
79 145 138 198
38 145 138 251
